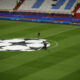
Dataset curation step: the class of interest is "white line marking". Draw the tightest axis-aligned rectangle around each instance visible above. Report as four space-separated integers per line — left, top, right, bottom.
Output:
46 27 80 49
44 27 79 38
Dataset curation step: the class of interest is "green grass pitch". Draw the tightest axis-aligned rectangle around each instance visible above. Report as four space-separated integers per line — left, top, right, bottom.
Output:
0 20 80 80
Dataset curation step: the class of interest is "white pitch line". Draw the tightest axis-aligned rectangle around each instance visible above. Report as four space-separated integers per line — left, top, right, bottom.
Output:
44 27 79 38
45 27 80 49
53 27 79 36
53 41 58 48
48 40 58 48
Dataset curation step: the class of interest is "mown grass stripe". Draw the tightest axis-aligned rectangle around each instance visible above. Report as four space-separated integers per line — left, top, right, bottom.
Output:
58 69 80 80
20 54 80 80
0 52 20 60
0 43 80 80
0 22 46 38
0 34 80 72
0 22 71 38
0 20 80 80
0 33 80 72
46 27 80 41
0 21 72 60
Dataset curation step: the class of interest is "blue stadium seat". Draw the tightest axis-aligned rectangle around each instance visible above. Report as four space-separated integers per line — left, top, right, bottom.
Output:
64 0 76 10
52 0 66 9
32 0 45 8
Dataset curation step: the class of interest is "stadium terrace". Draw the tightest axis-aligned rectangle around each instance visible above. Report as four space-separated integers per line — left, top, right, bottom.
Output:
0 0 80 24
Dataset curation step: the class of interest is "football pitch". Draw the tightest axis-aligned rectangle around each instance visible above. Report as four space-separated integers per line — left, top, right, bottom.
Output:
0 20 80 80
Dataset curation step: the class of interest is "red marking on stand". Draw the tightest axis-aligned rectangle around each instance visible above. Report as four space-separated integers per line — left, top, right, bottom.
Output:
13 0 25 10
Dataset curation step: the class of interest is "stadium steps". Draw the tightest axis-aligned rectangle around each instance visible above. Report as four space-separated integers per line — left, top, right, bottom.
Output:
64 0 76 10
72 3 80 18
52 0 66 9
13 0 25 10
73 3 80 13
0 0 17 10
32 0 45 8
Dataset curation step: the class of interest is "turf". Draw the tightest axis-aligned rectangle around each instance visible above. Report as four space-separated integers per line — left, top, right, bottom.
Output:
0 20 80 80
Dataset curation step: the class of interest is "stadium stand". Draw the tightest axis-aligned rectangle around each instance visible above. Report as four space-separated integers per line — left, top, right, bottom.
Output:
18 0 37 11
0 0 77 13
0 0 17 10
13 0 25 10
32 0 45 8
18 0 77 14
52 0 66 9
0 0 80 24
73 3 80 18
64 0 76 10
77 8 80 13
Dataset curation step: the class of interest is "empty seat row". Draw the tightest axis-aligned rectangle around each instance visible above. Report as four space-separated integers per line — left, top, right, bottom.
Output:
0 0 77 14
64 0 76 10
52 0 66 9
32 0 45 8
0 0 17 10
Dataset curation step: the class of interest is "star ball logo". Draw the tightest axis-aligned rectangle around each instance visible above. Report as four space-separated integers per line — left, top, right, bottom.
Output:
0 38 50 51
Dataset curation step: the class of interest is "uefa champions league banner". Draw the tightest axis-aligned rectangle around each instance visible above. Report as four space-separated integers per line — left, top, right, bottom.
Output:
0 16 80 25
0 13 80 22
0 17 71 24
0 13 80 21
